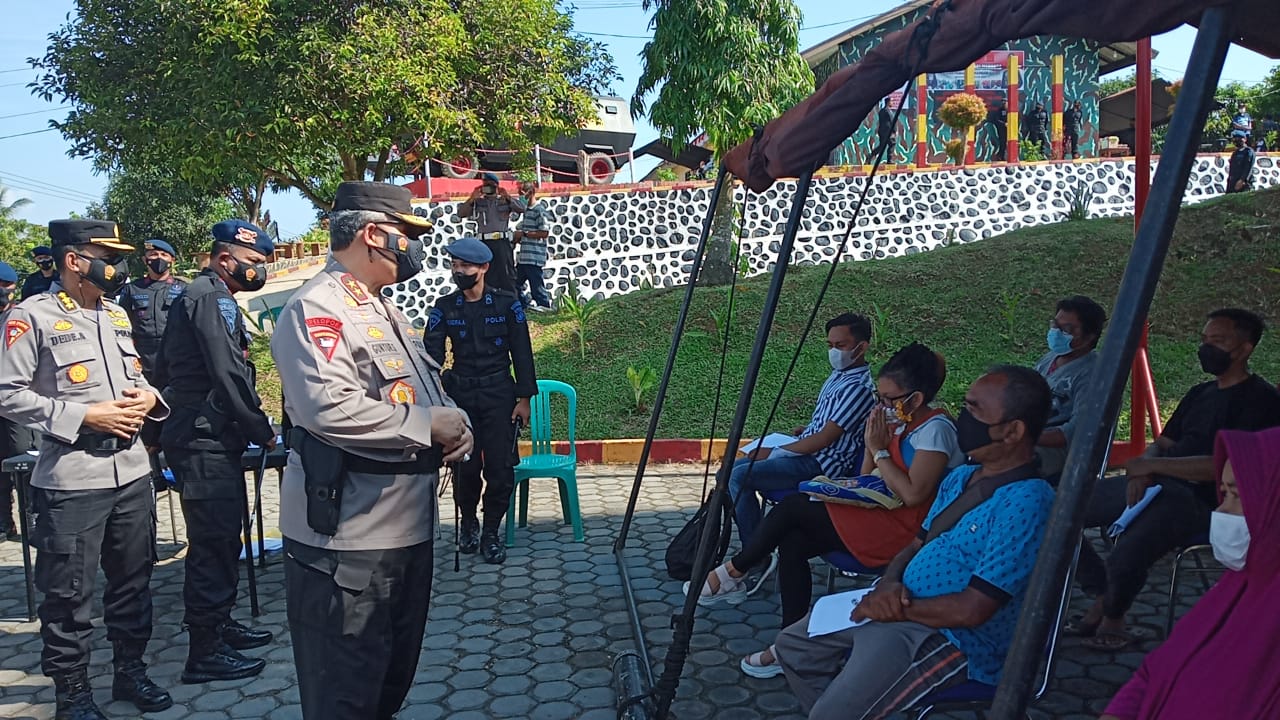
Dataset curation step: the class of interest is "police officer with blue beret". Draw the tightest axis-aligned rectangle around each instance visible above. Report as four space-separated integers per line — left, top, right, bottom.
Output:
20 245 57 299
0 259 34 541
155 220 277 684
116 238 187 381
427 236 537 564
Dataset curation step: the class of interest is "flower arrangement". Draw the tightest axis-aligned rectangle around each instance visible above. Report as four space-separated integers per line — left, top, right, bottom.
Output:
938 93 988 164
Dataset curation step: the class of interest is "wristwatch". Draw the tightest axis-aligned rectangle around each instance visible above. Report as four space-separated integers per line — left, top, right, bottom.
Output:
873 449 891 462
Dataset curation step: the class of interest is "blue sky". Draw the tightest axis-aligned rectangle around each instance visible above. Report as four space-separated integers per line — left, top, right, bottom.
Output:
1 1 1275 240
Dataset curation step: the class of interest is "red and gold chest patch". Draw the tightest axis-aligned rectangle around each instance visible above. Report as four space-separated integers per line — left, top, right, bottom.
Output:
387 380 416 405
67 364 89 384
133 358 143 373
4 319 30 348
305 317 343 362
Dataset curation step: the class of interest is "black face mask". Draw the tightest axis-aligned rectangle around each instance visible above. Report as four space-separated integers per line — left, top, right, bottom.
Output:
228 257 267 292
1198 343 1234 376
146 258 172 276
373 230 426 284
452 271 479 291
36 259 55 272
76 253 129 295
0 288 13 308
956 408 1001 456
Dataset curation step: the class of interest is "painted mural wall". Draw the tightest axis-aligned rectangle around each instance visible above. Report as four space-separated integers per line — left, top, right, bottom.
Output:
813 6 1102 167
385 156 1280 322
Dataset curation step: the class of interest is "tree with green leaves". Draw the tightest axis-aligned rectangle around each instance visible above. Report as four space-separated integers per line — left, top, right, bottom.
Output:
632 0 813 285
86 166 237 266
32 0 616 211
0 185 43 275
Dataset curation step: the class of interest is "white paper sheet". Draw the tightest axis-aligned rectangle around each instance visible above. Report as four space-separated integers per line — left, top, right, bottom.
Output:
740 433 797 455
807 586 876 638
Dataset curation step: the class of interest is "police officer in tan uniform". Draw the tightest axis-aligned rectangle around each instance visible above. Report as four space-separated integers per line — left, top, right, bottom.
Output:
271 182 473 720
0 220 172 719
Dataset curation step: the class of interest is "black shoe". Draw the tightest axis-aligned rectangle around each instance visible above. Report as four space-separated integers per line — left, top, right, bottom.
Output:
182 627 266 684
459 516 481 554
220 619 273 651
2 521 18 542
53 668 106 720
480 531 506 564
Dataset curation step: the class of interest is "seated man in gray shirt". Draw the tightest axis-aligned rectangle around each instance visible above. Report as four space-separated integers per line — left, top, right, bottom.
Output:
1034 295 1106 479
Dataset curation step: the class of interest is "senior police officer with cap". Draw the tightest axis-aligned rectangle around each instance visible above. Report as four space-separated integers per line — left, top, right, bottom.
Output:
0 219 173 718
117 238 187 381
272 181 473 720
155 219 276 684
21 245 57 299
457 172 524 294
0 259 35 541
426 236 536 565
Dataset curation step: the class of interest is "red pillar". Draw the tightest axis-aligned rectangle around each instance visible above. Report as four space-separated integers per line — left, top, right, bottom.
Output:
1127 37 1160 457
965 64 977 164
1051 55 1065 160
915 74 929 168
1007 55 1021 163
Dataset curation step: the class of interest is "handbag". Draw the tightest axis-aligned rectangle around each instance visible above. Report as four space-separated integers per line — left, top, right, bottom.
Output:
665 490 733 581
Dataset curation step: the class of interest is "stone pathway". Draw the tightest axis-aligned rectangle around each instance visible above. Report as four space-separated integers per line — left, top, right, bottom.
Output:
0 464 1219 719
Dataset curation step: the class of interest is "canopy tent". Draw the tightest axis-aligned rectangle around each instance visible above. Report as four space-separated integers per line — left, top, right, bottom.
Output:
1099 78 1178 140
613 1 1277 719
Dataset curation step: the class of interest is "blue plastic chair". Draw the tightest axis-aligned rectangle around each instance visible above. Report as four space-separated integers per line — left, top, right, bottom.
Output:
506 380 583 547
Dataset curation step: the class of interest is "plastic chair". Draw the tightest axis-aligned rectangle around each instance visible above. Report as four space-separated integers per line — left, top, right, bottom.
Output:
1164 533 1217 637
506 380 582 547
255 306 283 332
822 551 885 594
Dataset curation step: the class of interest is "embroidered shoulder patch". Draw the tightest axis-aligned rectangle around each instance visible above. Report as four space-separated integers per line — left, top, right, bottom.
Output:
4 319 30 348
387 380 416 405
305 317 343 362
215 297 240 334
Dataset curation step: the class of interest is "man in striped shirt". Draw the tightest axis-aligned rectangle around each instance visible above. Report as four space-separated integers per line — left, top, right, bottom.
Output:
729 313 877 550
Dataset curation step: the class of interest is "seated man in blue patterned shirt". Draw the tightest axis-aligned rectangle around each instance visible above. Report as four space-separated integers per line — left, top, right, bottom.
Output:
774 366 1055 720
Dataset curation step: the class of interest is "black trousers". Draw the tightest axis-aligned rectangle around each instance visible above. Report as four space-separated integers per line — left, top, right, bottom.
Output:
481 238 518 294
31 475 156 675
1077 475 1213 619
731 494 847 627
1065 132 1080 158
0 418 36 531
168 448 245 628
445 374 517 532
285 539 434 720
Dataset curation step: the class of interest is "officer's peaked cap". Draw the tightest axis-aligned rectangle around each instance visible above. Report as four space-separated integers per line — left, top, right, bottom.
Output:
48 219 134 252
211 219 274 256
332 181 433 231
144 238 178 257
445 237 493 264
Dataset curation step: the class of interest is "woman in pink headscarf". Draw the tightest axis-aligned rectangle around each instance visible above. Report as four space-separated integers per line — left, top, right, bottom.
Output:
1101 426 1280 720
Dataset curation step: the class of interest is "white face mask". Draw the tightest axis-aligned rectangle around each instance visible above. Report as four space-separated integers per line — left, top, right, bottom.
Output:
1210 510 1250 571
829 346 862 371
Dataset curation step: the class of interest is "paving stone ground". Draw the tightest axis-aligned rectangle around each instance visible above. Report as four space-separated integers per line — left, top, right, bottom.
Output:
0 464 1219 719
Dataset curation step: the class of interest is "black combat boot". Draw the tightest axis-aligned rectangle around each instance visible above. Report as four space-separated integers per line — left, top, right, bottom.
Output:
52 668 106 720
219 618 273 650
458 516 481 554
182 625 266 684
480 528 506 565
110 640 173 712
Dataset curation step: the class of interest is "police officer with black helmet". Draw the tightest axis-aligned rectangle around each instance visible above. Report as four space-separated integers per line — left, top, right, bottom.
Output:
156 220 276 684
426 236 537 564
116 238 187 381
0 219 173 718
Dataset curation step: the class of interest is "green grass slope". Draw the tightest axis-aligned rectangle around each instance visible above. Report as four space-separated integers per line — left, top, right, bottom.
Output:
526 186 1280 440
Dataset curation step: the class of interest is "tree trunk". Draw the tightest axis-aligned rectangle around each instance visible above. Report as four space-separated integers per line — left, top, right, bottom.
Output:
697 184 737 287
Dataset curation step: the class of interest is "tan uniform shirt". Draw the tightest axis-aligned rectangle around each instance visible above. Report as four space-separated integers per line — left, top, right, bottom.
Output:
0 284 169 490
271 260 460 551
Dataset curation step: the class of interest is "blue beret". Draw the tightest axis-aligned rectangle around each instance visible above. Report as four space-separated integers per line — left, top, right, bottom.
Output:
445 237 493 264
32 246 52 258
480 172 500 185
0 261 17 284
143 238 177 257
211 219 274 255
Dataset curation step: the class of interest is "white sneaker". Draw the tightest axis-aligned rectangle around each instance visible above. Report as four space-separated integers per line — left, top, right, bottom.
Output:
746 553 778 596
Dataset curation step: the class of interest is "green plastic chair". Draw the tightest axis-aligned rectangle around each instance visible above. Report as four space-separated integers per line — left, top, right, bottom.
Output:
255 306 283 332
506 380 583 547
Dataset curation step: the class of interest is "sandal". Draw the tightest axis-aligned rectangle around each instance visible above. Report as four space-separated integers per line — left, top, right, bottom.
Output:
1083 627 1151 651
740 646 783 679
681 563 747 606
1062 615 1100 638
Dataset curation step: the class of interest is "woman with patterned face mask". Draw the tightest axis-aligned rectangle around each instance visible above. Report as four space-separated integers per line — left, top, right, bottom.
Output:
1101 427 1280 720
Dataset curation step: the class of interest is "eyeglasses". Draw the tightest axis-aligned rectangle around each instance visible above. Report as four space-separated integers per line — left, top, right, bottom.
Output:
876 391 913 405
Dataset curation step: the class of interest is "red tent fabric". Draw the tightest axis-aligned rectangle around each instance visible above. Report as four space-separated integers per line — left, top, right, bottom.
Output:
724 0 1280 191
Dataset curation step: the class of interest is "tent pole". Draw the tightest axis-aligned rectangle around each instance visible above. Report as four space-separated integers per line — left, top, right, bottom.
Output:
652 171 815 720
989 8 1234 718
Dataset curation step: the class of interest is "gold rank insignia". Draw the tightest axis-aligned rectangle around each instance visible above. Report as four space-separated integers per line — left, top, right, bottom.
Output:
343 295 358 308
133 358 143 373
111 317 131 328
108 309 128 319
388 380 416 405
53 319 73 331
56 292 78 312
67 364 89 384
367 327 384 339
383 358 405 372
339 273 370 304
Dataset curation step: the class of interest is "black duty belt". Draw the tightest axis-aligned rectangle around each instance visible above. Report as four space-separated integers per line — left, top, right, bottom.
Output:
443 369 512 388
56 433 138 453
345 449 443 476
